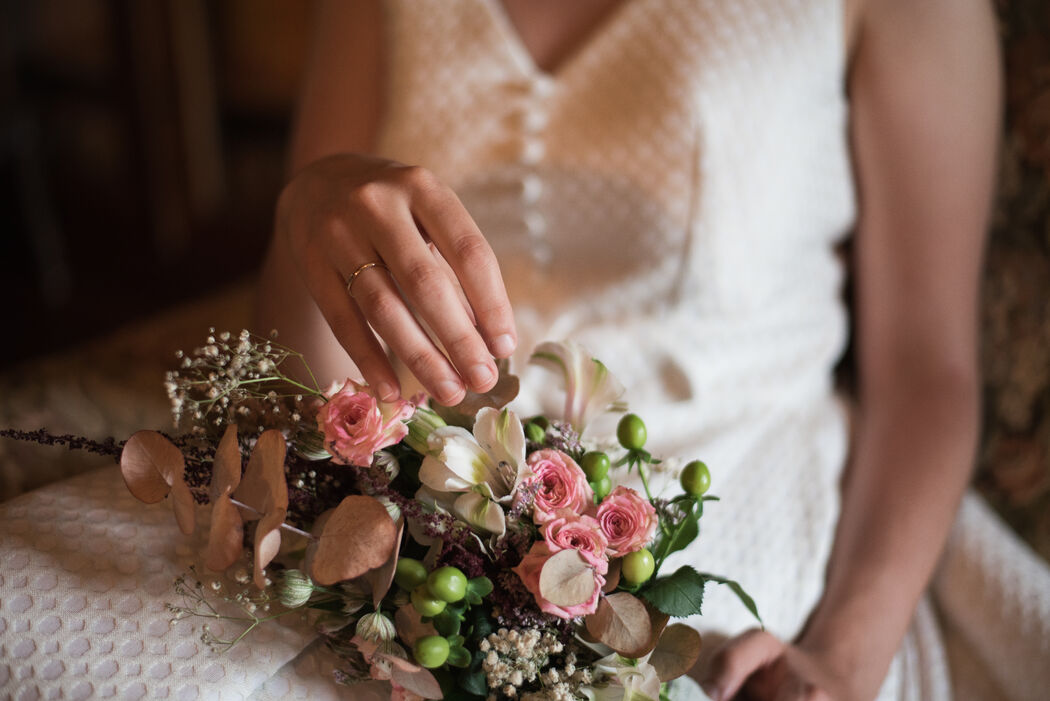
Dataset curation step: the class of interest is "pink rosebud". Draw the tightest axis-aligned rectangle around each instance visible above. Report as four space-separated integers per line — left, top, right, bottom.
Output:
316 379 416 466
522 449 594 524
512 542 605 619
542 510 609 574
596 486 657 557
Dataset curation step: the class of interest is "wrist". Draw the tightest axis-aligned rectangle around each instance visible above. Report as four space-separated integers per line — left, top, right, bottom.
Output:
795 603 902 700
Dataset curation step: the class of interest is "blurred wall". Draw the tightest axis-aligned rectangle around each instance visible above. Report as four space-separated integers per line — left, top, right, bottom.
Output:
0 0 310 366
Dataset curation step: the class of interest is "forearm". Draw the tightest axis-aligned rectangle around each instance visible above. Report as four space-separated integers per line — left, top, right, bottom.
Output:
798 371 979 695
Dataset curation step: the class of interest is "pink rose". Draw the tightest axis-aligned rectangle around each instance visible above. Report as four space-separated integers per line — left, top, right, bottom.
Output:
512 542 605 619
316 379 416 466
596 486 657 557
522 449 594 524
542 510 609 573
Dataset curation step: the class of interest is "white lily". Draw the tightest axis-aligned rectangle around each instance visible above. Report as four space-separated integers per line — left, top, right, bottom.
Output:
530 340 627 432
581 653 662 701
416 407 529 535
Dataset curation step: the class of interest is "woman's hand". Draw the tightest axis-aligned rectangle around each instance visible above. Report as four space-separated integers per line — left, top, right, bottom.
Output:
275 153 517 406
700 630 859 701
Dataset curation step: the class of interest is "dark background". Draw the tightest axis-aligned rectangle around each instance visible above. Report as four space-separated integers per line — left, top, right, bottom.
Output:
1 0 1049 556
1 0 309 365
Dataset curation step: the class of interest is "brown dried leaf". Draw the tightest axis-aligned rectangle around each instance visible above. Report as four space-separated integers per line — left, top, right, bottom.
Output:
311 496 398 586
303 509 333 576
603 558 621 593
210 424 241 501
584 592 653 658
539 548 597 608
384 655 443 699
649 624 703 681
204 496 244 572
363 518 404 608
170 480 197 535
233 429 288 520
394 603 439 648
254 507 287 588
120 430 184 503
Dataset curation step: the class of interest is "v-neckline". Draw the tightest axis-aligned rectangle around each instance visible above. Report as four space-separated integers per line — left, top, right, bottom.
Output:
482 0 638 81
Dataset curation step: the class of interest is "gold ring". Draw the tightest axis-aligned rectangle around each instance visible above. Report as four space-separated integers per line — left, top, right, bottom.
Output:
345 261 389 298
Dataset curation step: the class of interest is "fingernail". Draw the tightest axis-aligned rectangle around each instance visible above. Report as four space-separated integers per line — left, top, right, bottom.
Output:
467 363 494 389
700 682 721 701
437 380 463 404
376 382 398 402
491 333 516 358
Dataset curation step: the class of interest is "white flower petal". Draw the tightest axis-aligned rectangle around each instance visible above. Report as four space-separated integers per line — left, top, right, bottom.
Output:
472 407 527 497
530 340 625 431
418 426 497 492
452 492 506 536
418 455 476 493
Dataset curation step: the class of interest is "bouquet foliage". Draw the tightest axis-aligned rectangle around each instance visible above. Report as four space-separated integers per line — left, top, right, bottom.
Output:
118 330 760 701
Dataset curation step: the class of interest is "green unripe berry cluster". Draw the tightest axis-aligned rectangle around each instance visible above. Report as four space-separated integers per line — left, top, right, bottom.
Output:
399 559 470 617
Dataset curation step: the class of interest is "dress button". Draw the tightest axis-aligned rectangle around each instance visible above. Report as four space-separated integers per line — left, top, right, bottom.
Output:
520 107 549 133
519 137 545 165
532 77 556 98
524 211 547 238
520 175 543 204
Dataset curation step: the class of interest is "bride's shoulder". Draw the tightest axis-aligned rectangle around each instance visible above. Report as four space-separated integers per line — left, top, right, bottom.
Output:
844 0 997 65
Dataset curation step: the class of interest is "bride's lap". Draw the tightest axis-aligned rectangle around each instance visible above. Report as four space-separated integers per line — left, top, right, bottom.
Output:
0 466 342 700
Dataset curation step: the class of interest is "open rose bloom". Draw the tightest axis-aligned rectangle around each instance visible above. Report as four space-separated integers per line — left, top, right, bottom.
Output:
317 379 417 466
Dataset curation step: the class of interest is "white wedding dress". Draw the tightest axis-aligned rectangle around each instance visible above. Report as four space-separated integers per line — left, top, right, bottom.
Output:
2 1 1049 699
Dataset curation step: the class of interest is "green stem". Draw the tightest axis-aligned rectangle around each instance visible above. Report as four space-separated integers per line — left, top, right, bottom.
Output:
654 503 694 577
637 458 654 503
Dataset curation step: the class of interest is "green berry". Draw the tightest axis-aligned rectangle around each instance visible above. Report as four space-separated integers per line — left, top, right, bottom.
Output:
413 635 450 669
525 421 546 444
617 414 647 451
621 548 656 585
411 585 447 617
591 475 612 500
426 566 468 603
581 451 611 481
394 558 428 591
680 460 712 496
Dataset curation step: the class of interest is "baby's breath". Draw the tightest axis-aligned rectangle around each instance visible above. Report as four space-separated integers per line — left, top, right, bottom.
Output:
165 329 326 453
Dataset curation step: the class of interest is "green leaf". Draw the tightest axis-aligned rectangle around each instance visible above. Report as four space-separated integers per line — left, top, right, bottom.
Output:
447 644 472 668
656 510 699 561
640 565 706 617
464 577 493 606
432 607 464 637
701 573 763 626
456 650 489 696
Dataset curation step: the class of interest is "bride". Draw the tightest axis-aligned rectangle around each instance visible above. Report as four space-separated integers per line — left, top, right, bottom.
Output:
254 1 1050 700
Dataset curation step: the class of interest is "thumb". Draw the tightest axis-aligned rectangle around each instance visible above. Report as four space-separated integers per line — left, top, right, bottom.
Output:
701 629 784 700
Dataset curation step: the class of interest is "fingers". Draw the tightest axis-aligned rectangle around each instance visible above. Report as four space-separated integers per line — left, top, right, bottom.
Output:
702 630 785 701
349 259 470 406
407 169 517 358
283 159 514 404
300 261 402 402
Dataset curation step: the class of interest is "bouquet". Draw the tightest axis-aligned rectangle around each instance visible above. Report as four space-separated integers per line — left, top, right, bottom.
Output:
112 330 759 700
